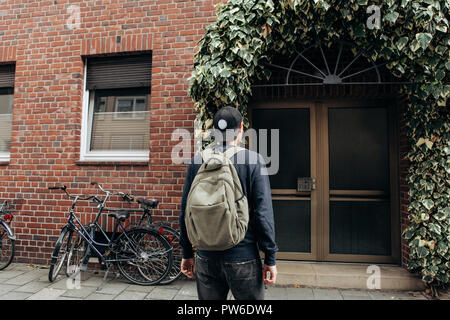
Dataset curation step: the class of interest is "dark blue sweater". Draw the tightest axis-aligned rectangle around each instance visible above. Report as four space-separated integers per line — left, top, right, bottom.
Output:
179 144 278 266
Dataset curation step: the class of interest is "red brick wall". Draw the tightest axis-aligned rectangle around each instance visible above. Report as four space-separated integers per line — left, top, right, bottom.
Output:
0 0 222 265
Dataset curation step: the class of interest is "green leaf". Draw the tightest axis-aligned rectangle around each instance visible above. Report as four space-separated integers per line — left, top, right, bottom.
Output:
436 241 448 255
428 223 441 235
385 12 399 24
422 199 434 210
415 33 433 50
417 246 430 258
445 62 450 71
435 207 449 221
396 37 409 51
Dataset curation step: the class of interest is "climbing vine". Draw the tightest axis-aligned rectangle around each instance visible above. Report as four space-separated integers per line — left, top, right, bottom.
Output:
188 0 449 288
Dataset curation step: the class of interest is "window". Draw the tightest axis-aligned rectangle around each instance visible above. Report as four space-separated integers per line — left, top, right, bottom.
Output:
114 96 147 120
81 54 152 161
0 64 15 162
88 88 150 152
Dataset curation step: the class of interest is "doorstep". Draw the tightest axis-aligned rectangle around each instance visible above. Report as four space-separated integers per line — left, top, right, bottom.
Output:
276 261 426 291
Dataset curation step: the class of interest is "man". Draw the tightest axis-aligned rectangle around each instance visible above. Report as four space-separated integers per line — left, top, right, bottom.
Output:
179 106 278 300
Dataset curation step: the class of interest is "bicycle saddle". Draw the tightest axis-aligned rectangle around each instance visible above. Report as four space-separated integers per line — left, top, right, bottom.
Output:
107 211 130 222
136 198 159 208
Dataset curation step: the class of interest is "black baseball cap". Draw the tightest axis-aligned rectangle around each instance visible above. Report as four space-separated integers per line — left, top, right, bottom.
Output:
213 106 242 131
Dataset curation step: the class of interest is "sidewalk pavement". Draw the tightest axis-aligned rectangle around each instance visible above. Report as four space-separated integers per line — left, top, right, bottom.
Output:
0 263 445 300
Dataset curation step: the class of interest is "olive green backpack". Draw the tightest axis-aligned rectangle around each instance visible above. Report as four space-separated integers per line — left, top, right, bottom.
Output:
185 146 249 251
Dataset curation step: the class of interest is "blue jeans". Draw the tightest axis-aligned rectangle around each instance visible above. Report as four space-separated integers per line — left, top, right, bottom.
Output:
194 254 265 300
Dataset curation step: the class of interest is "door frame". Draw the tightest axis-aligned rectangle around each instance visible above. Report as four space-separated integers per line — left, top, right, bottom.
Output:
249 98 401 264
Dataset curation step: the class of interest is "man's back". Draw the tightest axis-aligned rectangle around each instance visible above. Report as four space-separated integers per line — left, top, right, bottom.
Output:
179 144 278 266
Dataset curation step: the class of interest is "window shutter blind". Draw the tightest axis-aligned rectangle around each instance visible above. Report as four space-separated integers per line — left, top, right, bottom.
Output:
86 54 152 90
0 64 15 88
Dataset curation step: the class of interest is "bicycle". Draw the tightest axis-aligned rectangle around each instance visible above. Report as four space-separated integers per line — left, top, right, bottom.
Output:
0 200 15 270
90 182 183 285
47 185 173 289
135 198 183 284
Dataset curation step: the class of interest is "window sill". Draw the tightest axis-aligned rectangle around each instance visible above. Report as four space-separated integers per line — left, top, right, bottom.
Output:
76 160 149 166
0 153 10 164
79 151 149 163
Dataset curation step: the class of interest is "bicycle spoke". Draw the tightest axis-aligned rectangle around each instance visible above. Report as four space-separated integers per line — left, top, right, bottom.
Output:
0 225 14 270
116 228 172 285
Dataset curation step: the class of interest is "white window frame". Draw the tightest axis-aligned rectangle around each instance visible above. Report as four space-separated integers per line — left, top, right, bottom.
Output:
0 93 13 162
80 64 149 162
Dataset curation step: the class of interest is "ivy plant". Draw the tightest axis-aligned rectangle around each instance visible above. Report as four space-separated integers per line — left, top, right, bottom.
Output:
188 0 449 290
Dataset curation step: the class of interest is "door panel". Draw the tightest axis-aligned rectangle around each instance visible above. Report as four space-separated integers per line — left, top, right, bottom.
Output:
329 200 391 255
252 108 310 189
328 107 389 191
272 200 311 253
251 107 315 259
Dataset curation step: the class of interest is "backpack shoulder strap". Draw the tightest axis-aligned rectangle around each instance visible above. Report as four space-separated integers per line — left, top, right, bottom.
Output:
200 147 223 163
224 146 246 160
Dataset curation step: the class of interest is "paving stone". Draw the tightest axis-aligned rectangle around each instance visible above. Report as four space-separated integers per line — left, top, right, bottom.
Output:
5 270 47 286
158 280 191 290
396 291 428 300
286 287 314 300
367 290 427 300
312 288 343 300
177 281 198 297
9 264 35 272
340 289 372 300
48 277 72 290
95 282 129 295
0 284 19 296
173 294 197 300
0 291 34 300
85 292 116 300
367 290 399 300
0 270 25 280
145 288 179 300
264 287 288 300
56 296 83 300
114 291 148 300
27 288 66 300
37 272 53 282
61 286 97 298
126 284 157 293
15 281 50 293
80 276 103 287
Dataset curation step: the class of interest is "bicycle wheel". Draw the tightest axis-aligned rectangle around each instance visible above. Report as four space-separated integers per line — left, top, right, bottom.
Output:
0 222 15 270
155 225 182 285
48 227 72 282
116 227 172 286
66 232 88 276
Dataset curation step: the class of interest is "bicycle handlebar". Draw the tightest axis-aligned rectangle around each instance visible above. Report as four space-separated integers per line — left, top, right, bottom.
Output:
118 192 134 202
48 185 66 190
91 182 133 202
48 185 99 203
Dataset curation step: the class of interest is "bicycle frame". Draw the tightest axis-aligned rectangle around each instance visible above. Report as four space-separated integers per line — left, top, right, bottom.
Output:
63 194 146 265
0 200 15 240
